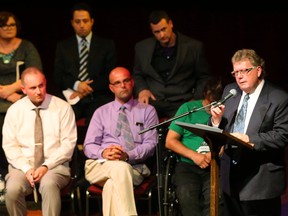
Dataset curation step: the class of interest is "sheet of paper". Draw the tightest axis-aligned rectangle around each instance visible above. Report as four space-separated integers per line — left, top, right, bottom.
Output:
33 186 38 203
62 88 80 105
16 61 25 81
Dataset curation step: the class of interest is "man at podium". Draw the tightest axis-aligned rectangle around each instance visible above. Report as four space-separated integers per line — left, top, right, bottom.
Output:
166 77 224 216
210 49 288 216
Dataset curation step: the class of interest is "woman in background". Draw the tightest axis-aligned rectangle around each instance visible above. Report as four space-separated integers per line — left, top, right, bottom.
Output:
0 11 42 176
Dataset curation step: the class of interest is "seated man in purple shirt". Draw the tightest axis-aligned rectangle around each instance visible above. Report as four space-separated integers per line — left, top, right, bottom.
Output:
83 66 159 216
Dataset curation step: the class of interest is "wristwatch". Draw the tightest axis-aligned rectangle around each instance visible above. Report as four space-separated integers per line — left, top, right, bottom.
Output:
125 155 129 162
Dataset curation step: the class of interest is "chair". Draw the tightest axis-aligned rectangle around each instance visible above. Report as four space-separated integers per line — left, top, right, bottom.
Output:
85 157 157 216
76 118 88 145
60 145 86 215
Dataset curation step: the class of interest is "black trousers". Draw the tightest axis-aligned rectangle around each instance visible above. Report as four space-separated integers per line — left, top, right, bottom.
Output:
223 192 281 216
173 161 224 216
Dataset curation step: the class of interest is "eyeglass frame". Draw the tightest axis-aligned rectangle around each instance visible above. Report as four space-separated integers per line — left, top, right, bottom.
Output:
0 23 17 31
110 78 132 87
231 66 258 77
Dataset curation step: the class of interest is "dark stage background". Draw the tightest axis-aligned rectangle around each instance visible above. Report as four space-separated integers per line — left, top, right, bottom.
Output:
2 1 288 95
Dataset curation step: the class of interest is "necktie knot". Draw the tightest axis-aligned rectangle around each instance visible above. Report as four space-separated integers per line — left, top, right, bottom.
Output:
35 107 40 115
244 94 250 102
81 38 87 46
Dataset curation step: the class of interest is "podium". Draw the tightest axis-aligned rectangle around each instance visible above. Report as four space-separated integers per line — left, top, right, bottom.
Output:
175 121 253 216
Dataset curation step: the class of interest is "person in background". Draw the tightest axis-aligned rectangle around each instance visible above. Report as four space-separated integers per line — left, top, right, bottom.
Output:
166 77 224 216
2 67 76 216
54 2 117 125
84 67 158 216
210 49 288 216
133 10 211 119
0 11 42 176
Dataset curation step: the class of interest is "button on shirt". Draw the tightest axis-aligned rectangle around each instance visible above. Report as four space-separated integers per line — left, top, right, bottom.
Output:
83 98 159 164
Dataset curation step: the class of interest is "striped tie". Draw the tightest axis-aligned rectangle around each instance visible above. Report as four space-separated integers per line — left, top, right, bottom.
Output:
115 106 135 151
78 38 89 81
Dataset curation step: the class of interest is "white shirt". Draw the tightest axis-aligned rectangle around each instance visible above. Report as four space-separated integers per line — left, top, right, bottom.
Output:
2 94 77 174
241 80 265 133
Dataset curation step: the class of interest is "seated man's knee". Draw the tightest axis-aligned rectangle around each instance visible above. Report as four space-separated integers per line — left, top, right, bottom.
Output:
5 183 25 200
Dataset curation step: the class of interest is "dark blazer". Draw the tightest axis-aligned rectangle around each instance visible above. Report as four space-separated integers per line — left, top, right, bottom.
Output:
133 32 211 102
54 34 117 99
217 81 288 200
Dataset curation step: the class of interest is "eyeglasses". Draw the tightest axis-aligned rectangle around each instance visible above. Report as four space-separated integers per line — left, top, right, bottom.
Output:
231 66 257 77
0 23 16 31
110 78 132 87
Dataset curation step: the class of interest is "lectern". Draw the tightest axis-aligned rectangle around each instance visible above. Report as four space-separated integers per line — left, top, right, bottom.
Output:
175 121 253 216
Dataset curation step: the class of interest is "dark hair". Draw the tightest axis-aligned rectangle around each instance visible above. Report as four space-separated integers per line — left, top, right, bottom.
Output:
203 77 223 102
0 11 21 33
148 10 170 25
70 2 94 20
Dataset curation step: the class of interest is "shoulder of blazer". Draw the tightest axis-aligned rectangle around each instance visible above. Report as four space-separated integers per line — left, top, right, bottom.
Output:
91 35 115 46
135 37 156 49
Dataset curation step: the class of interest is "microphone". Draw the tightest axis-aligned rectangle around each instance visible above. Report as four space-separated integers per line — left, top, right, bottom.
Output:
213 89 237 107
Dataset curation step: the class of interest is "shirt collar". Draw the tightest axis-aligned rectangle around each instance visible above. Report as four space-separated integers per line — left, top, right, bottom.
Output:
113 97 135 112
76 31 92 44
25 94 51 111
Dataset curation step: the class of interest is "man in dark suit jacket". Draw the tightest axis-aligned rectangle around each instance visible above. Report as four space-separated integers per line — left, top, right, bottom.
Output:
210 49 288 216
133 10 211 118
54 2 117 125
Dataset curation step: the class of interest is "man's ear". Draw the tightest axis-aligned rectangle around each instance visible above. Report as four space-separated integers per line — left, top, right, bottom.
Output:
21 85 26 94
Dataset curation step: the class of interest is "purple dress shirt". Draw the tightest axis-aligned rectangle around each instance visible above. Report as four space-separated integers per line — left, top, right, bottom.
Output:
83 98 159 165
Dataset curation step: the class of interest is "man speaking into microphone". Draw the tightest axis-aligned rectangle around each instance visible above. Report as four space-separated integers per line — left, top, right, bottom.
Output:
210 49 288 216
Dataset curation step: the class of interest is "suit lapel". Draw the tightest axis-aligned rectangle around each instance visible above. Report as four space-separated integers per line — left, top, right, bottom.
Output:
169 33 185 79
246 83 270 135
145 39 163 81
70 37 80 75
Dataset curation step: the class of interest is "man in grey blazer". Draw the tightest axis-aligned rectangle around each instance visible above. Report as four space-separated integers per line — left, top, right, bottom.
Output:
133 10 211 118
210 49 288 216
54 2 117 125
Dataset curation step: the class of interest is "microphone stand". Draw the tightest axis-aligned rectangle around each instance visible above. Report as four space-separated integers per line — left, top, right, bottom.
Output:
139 101 215 216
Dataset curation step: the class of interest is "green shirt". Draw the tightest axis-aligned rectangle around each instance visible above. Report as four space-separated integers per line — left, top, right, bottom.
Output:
169 99 210 165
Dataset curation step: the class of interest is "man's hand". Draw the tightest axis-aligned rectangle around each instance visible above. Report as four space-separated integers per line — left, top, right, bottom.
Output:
33 166 48 183
77 80 94 96
230 132 250 143
138 89 156 104
102 145 128 161
210 104 225 126
26 168 35 188
191 152 211 169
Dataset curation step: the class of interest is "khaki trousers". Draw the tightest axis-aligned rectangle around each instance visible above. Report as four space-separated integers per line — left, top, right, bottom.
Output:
5 165 70 216
85 160 150 216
